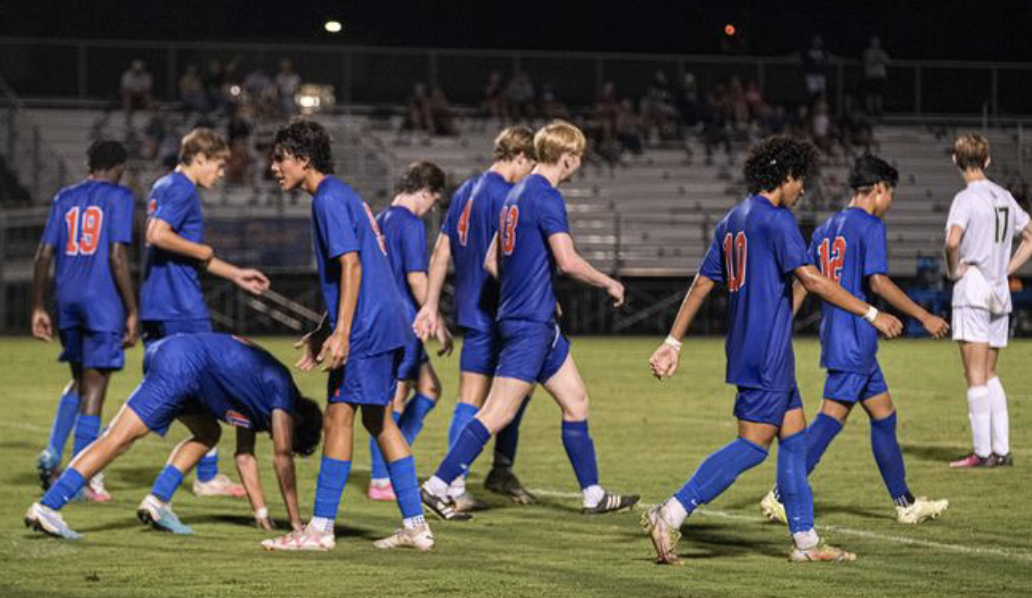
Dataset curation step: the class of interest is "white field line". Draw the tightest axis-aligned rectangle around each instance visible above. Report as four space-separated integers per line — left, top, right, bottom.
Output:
529 488 1032 563
0 420 49 433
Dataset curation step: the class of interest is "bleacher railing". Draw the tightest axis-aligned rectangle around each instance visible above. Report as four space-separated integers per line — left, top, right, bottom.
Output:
0 74 74 204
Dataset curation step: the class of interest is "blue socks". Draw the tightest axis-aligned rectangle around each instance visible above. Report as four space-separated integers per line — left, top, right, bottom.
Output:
41 468 86 511
870 412 912 505
72 414 100 458
151 465 185 503
385 456 423 519
370 411 402 481
561 420 599 490
196 448 218 482
434 418 490 484
495 396 529 468
398 394 436 446
778 430 815 534
674 438 768 515
46 389 80 459
804 413 843 473
448 403 479 449
313 456 351 520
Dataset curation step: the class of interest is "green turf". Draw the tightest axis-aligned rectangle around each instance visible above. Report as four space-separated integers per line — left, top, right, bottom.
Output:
1 336 1030 598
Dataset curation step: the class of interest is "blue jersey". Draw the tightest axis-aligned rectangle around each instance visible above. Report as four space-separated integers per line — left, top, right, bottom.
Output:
311 176 410 358
143 333 299 432
41 180 134 332
442 171 511 331
376 205 427 321
811 207 888 374
141 171 209 321
699 195 812 391
497 174 569 324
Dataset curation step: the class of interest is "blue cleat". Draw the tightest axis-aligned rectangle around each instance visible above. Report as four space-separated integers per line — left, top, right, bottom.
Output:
35 449 59 491
24 502 82 540
136 495 194 534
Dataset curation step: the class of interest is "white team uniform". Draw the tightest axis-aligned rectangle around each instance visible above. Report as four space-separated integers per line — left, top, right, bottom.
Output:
946 179 1030 347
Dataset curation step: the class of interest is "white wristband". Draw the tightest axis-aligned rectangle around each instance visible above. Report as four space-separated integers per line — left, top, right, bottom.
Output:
255 506 269 520
863 306 879 324
664 335 683 351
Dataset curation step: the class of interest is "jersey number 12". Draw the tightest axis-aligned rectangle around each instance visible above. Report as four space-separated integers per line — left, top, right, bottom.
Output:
723 232 747 292
64 206 104 256
818 237 847 283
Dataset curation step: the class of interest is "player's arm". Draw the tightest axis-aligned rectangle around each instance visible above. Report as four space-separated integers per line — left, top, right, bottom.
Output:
547 232 624 306
944 224 966 280
868 274 949 338
270 409 302 531
320 252 361 371
146 217 214 263
414 233 451 341
484 232 500 279
295 312 329 371
1008 222 1032 275
650 273 716 379
233 427 273 529
205 256 271 295
795 264 902 337
791 279 808 316
109 242 139 347
30 243 55 342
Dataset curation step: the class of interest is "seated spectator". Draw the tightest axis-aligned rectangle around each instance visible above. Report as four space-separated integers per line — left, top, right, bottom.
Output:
121 60 152 127
540 84 570 120
726 76 749 131
178 64 206 115
481 71 506 120
641 70 677 141
676 73 702 134
744 80 767 123
275 58 301 117
243 66 277 118
701 83 732 165
405 82 433 133
615 99 644 156
225 106 256 186
810 98 836 155
593 81 621 150
203 59 227 114
504 71 535 121
428 85 456 136
764 104 789 136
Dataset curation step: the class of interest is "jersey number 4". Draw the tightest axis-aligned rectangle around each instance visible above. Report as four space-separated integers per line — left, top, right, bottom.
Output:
457 199 473 247
818 237 847 283
723 232 747 291
64 206 104 256
501 206 519 255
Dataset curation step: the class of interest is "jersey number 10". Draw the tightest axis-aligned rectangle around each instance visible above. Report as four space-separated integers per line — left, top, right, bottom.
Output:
64 206 104 256
723 232 747 292
818 237 847 283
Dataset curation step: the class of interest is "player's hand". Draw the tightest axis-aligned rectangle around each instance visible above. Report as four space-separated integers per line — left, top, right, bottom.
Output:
434 318 454 357
256 515 276 530
294 327 326 371
607 280 625 308
122 312 139 348
649 343 681 379
951 263 969 281
235 268 271 295
873 312 904 339
318 330 350 371
921 314 950 339
31 309 53 342
413 304 438 342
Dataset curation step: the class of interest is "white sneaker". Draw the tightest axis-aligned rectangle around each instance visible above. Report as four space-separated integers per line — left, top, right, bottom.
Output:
84 473 112 502
896 497 949 524
760 488 787 524
193 474 246 497
640 507 681 565
261 523 335 551
373 524 435 551
24 502 81 540
788 542 857 562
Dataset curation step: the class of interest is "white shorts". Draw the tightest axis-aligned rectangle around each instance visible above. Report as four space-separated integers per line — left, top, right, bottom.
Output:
952 307 1009 348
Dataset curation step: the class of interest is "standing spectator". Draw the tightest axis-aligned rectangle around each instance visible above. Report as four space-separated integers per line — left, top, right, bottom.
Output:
540 84 570 121
202 59 227 115
178 64 206 115
676 73 702 135
405 83 433 134
121 60 153 127
243 66 276 117
745 80 767 123
593 81 621 154
428 85 456 136
274 58 301 117
802 35 828 100
504 71 535 122
641 70 677 141
481 71 506 120
863 36 890 116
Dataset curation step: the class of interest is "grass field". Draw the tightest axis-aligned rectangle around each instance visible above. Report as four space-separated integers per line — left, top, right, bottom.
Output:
1 335 1031 598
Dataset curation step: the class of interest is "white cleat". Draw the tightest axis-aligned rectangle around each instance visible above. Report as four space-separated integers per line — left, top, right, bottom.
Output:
896 497 949 524
760 488 787 525
192 474 246 497
373 524 435 551
640 507 681 565
788 542 857 562
24 502 82 540
261 523 335 551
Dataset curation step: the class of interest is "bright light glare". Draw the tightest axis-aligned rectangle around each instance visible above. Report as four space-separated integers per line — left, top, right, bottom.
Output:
325 21 342 33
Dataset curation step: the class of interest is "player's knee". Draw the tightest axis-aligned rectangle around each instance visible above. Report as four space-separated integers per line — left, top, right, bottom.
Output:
420 369 442 399
560 392 590 421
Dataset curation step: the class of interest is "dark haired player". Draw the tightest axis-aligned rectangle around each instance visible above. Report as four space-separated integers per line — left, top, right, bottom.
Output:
24 333 323 540
32 140 137 502
264 119 432 551
760 155 950 525
643 137 903 565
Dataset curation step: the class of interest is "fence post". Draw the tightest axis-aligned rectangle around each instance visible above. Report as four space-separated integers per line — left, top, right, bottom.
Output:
77 44 87 98
32 128 41 201
990 66 999 116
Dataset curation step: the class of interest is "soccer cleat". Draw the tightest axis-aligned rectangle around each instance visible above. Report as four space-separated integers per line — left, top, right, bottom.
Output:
35 449 59 491
373 524 435 551
420 487 473 521
136 495 194 534
949 453 993 468
24 502 82 540
760 488 787 524
788 542 857 562
640 507 681 565
452 491 488 513
261 523 335 551
896 497 949 524
192 473 247 497
582 491 640 515
484 467 537 505
83 474 112 503
990 453 1014 467
367 482 396 502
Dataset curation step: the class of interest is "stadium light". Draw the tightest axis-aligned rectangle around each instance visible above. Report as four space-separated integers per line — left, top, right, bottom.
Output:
325 20 343 33
724 24 736 36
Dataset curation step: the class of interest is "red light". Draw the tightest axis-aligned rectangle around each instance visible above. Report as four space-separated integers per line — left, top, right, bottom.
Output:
724 24 736 36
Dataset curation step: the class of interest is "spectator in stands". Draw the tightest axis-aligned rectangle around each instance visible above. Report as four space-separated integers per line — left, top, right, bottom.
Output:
203 59 228 115
540 84 570 121
701 83 732 165
504 71 535 121
641 70 677 142
482 71 506 120
676 73 702 135
764 104 789 136
593 81 621 156
615 98 645 156
405 82 434 134
810 98 835 155
225 105 255 186
745 80 767 123
839 97 875 155
802 35 828 100
121 60 153 127
428 84 456 136
863 36 890 116
274 58 301 117
178 64 206 115
243 66 277 118
726 76 750 132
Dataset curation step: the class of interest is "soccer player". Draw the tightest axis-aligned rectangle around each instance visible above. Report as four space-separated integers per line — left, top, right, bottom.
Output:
366 161 452 502
31 140 138 502
642 137 903 565
24 333 323 540
419 121 639 521
413 126 539 509
141 128 271 496
758 155 951 525
945 134 1032 468
263 119 432 551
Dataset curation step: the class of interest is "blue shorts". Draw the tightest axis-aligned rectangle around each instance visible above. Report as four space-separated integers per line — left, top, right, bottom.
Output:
397 337 429 381
126 365 204 436
459 327 502 376
141 318 212 347
58 327 124 370
327 349 402 406
495 319 570 384
823 366 889 403
734 386 804 426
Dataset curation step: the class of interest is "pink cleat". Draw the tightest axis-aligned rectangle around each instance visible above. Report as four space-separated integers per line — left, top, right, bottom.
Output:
949 453 992 468
367 482 397 502
84 474 112 502
261 523 335 551
193 474 247 497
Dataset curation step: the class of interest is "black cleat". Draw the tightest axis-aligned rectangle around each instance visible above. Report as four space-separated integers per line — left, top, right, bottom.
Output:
484 467 537 505
582 491 640 515
421 487 473 521
990 452 1014 467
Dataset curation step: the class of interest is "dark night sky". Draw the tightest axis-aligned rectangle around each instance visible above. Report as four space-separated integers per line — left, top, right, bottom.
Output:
3 1 1032 61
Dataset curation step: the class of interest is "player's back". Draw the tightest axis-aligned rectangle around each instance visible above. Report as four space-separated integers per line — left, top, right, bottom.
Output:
376 205 426 319
43 179 134 331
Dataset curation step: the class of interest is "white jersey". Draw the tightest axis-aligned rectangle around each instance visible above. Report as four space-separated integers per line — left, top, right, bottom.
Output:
946 179 1030 313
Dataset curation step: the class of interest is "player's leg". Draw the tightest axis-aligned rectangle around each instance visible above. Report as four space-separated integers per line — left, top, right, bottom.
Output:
952 340 993 467
368 379 411 500
487 390 534 505
446 370 491 503
986 341 1012 465
70 367 113 501
398 358 441 445
37 378 80 489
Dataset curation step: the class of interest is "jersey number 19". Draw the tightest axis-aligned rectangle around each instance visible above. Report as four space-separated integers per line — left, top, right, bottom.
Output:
64 206 104 256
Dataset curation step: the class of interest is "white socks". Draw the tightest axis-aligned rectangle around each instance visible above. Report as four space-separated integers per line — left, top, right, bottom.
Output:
447 476 467 499
424 476 449 498
793 529 819 550
403 514 426 529
309 516 333 533
967 386 992 458
659 498 688 529
987 377 1010 456
582 485 604 508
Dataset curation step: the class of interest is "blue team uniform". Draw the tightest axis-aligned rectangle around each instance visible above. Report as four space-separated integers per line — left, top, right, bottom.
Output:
494 174 571 383
699 195 812 425
810 208 890 402
376 205 430 381
41 180 134 369
311 176 411 405
126 334 300 435
140 171 212 343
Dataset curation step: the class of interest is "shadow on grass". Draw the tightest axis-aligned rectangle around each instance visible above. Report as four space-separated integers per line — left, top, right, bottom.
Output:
902 443 965 463
672 522 785 560
0 440 37 450
8 472 43 487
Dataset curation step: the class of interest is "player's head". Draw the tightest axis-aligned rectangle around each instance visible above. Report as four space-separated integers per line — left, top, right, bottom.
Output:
493 126 536 181
271 119 335 191
534 120 586 182
86 140 128 181
291 396 323 457
953 133 991 173
178 128 229 189
395 161 446 216
743 136 819 208
849 154 899 217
